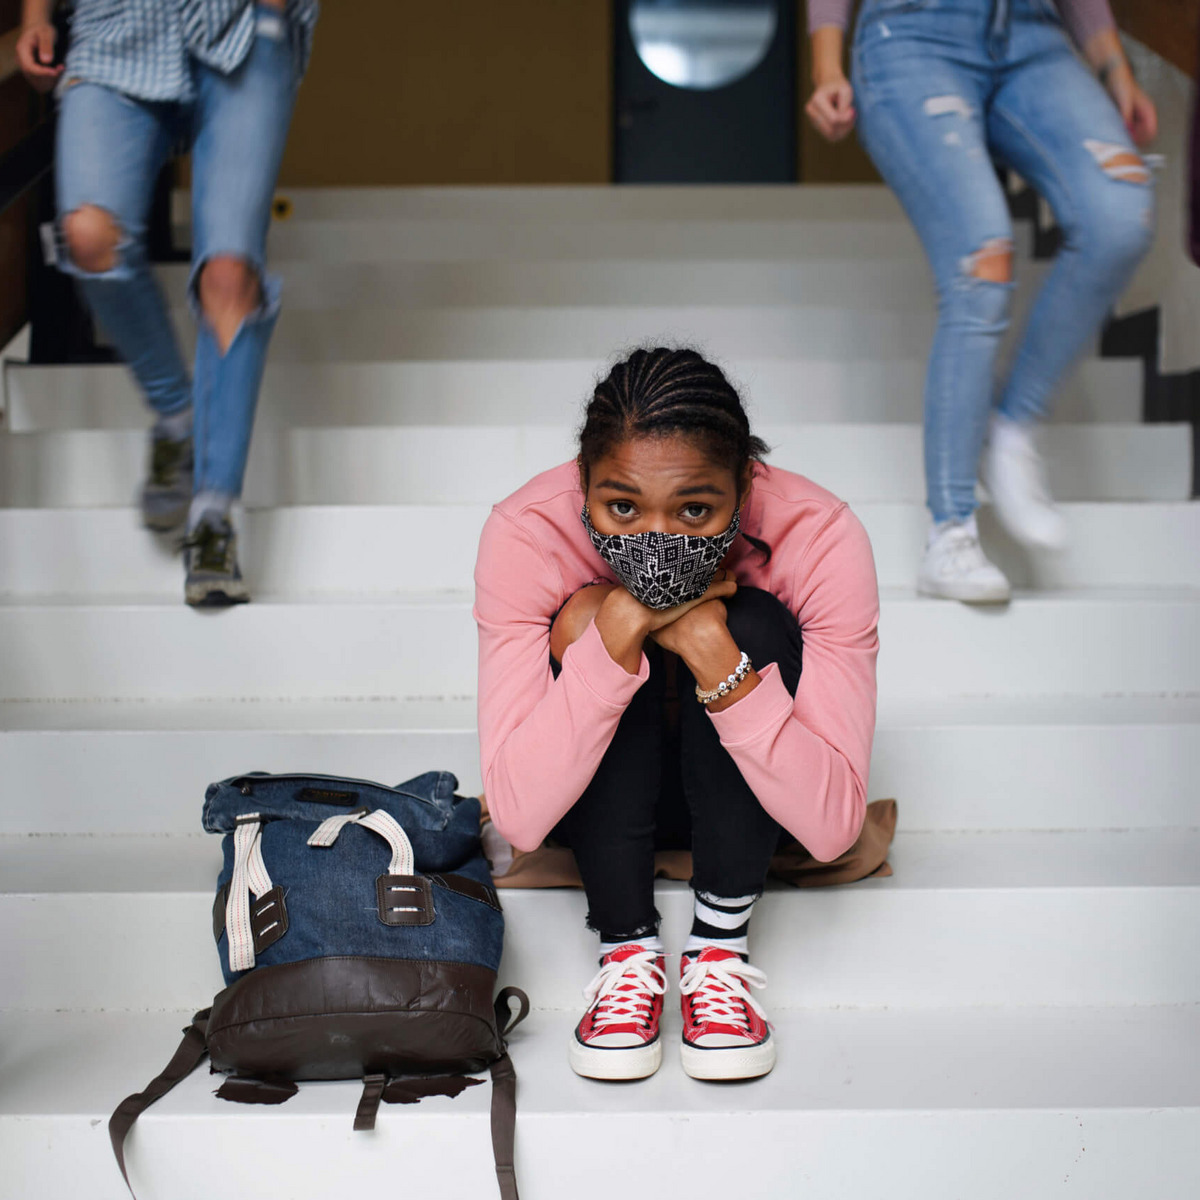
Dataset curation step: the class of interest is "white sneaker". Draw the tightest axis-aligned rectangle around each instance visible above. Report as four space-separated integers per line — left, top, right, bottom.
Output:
917 514 1012 604
983 415 1068 550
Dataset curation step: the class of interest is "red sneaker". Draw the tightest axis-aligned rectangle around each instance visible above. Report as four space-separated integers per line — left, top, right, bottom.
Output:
568 944 667 1080
679 946 775 1080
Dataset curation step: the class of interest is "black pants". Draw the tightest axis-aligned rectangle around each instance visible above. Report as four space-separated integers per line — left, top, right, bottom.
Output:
551 587 804 942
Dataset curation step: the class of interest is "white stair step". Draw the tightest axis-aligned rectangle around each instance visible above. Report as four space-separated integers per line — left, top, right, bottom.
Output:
5 358 1141 432
1 695 1196 836
0 502 1195 599
4 829 1199 1011
0 424 1188 508
5 1005 1197 1200
0 589 1195 702
155 257 1053 313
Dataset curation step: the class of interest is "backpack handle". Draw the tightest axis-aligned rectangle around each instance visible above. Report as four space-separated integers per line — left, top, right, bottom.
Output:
309 807 416 875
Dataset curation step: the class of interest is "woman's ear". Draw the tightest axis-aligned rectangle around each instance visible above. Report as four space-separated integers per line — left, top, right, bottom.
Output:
576 455 589 493
737 463 754 507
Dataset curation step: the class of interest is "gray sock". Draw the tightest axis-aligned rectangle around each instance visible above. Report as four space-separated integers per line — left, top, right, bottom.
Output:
154 406 193 441
187 489 234 533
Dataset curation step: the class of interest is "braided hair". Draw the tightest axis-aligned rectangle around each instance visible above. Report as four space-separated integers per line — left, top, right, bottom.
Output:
578 347 771 558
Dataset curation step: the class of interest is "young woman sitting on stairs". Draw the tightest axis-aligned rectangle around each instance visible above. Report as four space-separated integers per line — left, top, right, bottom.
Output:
473 348 880 1082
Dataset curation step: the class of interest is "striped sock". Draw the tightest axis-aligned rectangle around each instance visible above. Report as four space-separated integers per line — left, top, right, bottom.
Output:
684 891 758 958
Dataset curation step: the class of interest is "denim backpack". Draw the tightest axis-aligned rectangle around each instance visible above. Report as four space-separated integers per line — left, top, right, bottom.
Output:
109 770 529 1199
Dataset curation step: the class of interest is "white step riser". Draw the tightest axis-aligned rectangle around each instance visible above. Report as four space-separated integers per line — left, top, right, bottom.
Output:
257 219 930 263
156 258 1051 313
0 425 1188 508
5 721 1196 836
1 504 1196 597
180 183 917 222
152 304 1121 363
6 1104 1194 1200
5 358 1141 431
0 597 1195 701
5 881 1198 1012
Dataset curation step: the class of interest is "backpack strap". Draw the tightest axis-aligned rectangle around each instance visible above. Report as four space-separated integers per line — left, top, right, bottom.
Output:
489 987 531 1200
109 1009 211 1199
354 1073 389 1132
489 1054 520 1200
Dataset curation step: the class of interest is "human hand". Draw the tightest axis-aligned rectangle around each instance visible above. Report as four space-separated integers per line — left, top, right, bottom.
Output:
16 22 63 93
1105 66 1158 147
594 573 736 675
806 75 856 142
647 596 729 660
636 570 737 637
549 582 618 664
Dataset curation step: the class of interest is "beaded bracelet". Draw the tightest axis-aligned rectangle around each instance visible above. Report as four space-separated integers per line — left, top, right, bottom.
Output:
695 651 752 707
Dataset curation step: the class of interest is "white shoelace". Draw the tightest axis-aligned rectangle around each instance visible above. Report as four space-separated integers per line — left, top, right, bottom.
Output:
679 956 769 1030
582 951 668 1032
935 523 991 575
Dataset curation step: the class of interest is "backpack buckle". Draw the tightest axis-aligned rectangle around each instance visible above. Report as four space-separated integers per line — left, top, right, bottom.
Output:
376 875 435 926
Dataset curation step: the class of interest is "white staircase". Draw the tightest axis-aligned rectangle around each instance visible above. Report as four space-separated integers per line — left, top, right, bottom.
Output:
2 185 1198 1199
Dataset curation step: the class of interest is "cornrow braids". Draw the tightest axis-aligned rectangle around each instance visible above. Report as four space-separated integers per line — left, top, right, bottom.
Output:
578 347 772 560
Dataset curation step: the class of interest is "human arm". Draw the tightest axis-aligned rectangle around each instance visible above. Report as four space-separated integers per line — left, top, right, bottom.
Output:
16 0 62 92
805 5 856 143
474 509 651 852
699 506 879 863
1075 17 1158 147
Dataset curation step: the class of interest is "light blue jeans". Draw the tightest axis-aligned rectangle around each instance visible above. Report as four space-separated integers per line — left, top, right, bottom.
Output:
55 7 298 499
852 0 1155 524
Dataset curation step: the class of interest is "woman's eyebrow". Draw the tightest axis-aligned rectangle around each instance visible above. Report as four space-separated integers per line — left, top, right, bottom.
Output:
674 484 727 497
594 479 641 494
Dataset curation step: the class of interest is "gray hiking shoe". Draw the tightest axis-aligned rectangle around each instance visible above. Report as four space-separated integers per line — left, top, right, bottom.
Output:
183 518 250 608
141 433 193 532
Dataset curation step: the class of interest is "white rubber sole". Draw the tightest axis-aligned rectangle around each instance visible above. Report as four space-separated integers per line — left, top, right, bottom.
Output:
568 1034 663 1081
680 1034 777 1081
917 575 1012 605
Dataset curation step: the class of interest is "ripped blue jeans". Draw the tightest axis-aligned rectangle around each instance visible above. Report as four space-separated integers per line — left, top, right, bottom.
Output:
55 9 298 499
852 0 1155 524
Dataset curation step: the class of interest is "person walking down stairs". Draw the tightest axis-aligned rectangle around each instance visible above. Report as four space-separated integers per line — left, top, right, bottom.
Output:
474 348 879 1083
15 0 319 606
806 0 1157 603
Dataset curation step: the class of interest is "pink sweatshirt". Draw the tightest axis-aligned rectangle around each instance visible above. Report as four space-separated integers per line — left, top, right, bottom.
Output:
807 0 1115 50
474 462 880 860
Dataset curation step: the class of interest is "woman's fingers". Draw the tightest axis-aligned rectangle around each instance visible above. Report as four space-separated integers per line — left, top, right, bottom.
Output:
806 81 857 143
17 26 63 91
1130 88 1158 147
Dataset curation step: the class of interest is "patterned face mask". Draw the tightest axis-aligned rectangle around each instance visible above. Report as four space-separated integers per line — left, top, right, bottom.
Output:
581 505 741 610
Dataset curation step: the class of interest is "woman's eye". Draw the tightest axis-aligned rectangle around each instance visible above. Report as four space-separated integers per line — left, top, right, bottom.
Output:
682 504 711 521
609 501 637 518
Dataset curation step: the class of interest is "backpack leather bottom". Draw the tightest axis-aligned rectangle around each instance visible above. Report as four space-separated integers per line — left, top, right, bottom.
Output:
207 955 504 1078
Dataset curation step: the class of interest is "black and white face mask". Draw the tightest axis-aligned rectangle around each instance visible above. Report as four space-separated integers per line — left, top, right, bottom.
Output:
581 505 741 610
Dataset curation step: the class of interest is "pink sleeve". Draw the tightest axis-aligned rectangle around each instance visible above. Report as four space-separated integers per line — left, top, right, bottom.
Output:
1057 0 1116 50
708 504 879 863
807 0 853 33
474 509 650 852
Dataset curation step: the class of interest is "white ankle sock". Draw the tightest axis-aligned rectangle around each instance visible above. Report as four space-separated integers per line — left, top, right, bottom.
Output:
599 934 664 959
684 933 749 958
187 489 234 532
154 406 193 441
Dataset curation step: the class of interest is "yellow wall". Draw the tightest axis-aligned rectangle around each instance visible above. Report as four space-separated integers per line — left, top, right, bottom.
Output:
278 0 613 186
